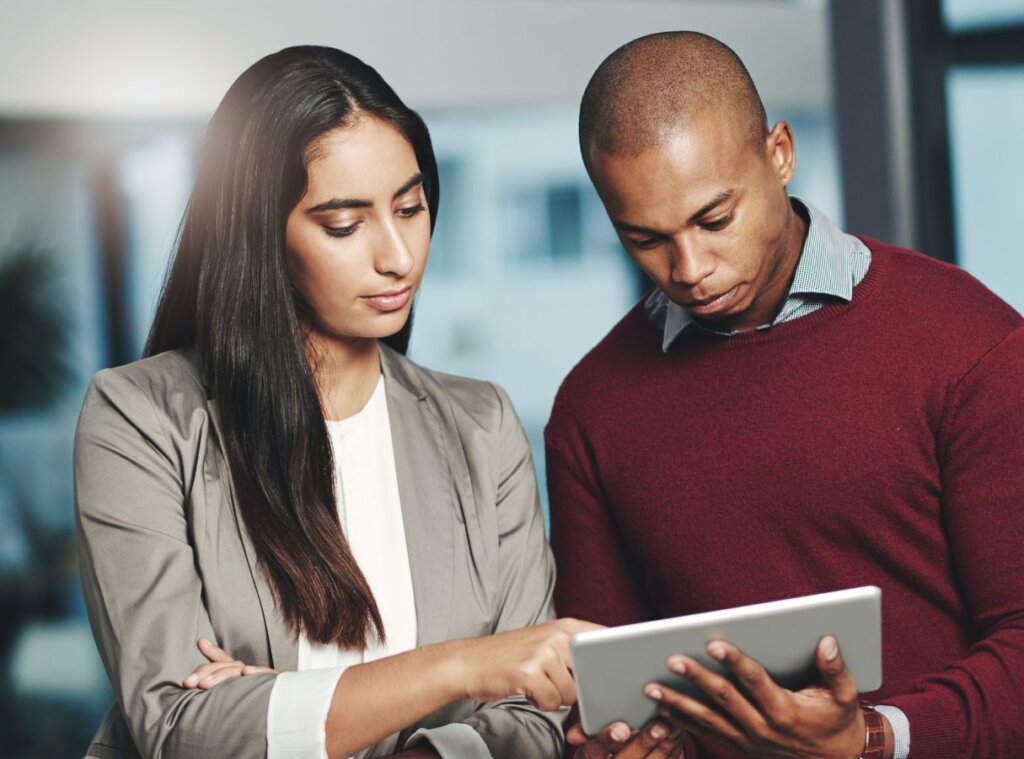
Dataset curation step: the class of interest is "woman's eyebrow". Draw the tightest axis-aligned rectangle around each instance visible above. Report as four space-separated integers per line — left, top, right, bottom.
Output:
392 172 424 199
305 172 425 214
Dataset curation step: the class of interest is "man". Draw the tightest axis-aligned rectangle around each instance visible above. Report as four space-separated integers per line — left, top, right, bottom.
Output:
546 31 1024 759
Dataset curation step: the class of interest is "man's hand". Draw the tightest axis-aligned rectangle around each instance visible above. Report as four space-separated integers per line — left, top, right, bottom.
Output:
567 718 688 758
644 635 882 758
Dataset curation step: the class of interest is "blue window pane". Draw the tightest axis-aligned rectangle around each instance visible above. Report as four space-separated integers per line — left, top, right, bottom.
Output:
943 0 1024 31
947 66 1024 314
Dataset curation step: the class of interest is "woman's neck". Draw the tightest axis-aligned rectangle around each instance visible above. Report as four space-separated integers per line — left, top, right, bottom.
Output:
306 332 382 421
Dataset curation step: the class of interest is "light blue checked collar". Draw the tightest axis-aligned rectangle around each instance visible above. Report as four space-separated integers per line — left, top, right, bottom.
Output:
644 197 871 350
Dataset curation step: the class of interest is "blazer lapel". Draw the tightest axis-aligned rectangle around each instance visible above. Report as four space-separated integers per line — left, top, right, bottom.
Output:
381 345 458 648
205 398 298 671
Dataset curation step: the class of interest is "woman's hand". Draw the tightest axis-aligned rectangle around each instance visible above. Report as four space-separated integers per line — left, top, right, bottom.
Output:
181 638 276 689
567 718 689 758
645 635 877 758
442 617 602 712
181 617 601 714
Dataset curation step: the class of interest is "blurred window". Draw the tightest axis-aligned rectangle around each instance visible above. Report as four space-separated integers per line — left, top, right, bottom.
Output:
427 158 466 277
947 66 1024 313
943 0 1024 31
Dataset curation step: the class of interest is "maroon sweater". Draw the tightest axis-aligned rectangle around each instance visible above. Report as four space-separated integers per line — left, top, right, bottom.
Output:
546 240 1024 759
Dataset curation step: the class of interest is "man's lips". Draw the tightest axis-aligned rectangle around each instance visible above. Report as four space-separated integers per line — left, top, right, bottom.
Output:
361 286 413 312
683 285 740 316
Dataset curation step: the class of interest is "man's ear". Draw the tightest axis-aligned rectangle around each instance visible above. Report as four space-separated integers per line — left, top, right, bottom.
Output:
765 120 796 185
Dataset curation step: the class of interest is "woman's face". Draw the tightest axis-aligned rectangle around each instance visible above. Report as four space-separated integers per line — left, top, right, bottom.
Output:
285 116 430 348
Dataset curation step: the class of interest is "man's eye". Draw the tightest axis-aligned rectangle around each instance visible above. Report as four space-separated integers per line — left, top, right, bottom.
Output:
631 237 661 250
700 214 732 232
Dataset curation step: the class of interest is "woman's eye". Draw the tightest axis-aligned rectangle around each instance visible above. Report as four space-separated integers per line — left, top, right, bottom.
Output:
700 214 732 232
324 223 359 238
397 203 425 219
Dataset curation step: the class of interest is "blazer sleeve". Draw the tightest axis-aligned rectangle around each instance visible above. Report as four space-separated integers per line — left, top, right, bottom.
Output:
409 383 566 759
75 369 275 759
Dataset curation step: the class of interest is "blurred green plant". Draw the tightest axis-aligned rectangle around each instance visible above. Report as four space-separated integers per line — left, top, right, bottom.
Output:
0 244 69 412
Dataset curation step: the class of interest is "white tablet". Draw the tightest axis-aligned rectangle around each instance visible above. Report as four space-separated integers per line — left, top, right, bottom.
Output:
570 586 882 735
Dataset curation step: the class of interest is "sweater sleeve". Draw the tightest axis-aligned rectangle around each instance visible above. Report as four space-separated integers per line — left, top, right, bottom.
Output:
545 399 696 758
883 325 1024 758
544 402 655 628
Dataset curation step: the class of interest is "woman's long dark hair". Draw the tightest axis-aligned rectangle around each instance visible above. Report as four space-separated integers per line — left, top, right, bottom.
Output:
145 46 439 647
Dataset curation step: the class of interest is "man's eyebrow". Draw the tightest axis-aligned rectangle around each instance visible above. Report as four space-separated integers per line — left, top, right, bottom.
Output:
612 188 737 237
687 189 735 224
305 172 425 214
612 220 662 237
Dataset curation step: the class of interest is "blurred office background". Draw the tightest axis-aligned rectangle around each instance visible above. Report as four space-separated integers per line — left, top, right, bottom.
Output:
0 0 1021 754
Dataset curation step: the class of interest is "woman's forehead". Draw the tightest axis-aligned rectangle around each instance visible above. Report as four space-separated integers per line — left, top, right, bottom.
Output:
304 118 419 198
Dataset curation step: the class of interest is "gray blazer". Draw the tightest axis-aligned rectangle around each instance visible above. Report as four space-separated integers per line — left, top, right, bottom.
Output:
74 345 563 759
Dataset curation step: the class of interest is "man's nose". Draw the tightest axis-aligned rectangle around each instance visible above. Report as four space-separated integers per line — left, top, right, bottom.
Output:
668 237 714 286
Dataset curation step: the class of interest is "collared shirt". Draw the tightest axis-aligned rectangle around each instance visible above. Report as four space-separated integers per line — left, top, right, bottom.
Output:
643 197 871 349
641 198 912 759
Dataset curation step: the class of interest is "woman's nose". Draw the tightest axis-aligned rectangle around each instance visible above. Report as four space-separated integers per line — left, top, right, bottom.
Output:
375 220 415 277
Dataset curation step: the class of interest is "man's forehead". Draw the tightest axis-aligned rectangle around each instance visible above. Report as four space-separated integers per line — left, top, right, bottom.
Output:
593 129 751 205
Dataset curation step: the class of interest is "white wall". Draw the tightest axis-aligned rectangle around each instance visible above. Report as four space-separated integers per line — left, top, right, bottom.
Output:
0 0 830 117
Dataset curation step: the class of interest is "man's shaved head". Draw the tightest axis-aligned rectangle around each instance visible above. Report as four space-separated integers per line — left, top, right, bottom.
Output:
579 32 768 168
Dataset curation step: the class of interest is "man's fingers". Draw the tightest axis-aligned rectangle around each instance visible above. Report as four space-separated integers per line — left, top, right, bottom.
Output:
816 635 860 707
644 680 746 745
704 640 790 716
196 637 233 663
638 722 688 759
612 719 675 759
571 721 632 758
664 652 769 736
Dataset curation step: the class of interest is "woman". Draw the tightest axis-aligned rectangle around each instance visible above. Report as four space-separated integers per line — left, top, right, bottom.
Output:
74 46 592 759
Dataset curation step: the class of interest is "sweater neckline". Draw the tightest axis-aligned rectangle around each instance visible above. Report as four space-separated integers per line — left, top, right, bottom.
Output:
666 236 890 349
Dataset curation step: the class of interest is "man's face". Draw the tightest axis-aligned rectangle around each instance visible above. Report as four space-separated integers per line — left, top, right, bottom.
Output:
588 117 803 333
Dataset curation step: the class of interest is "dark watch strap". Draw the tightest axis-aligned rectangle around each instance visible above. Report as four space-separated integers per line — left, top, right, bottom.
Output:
859 702 886 759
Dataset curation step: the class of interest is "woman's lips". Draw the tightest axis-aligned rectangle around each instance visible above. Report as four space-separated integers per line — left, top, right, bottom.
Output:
686 285 740 316
361 286 412 312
